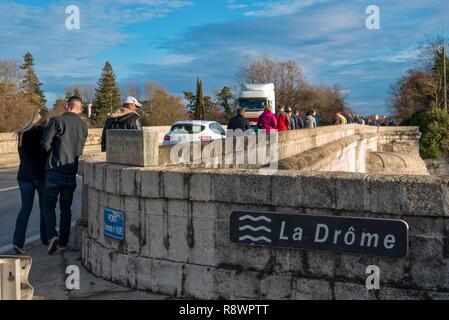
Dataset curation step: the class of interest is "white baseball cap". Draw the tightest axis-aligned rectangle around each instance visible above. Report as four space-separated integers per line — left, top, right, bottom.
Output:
124 96 143 108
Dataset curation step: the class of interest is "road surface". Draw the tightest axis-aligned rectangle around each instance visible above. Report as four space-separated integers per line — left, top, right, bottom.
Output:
0 168 82 252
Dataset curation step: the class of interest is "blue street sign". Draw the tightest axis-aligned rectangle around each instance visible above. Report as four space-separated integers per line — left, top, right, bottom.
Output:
104 208 125 241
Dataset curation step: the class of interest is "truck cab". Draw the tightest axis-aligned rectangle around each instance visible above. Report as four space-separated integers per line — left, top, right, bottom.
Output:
238 83 275 127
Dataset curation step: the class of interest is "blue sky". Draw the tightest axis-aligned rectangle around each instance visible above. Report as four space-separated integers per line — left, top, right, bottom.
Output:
0 0 447 115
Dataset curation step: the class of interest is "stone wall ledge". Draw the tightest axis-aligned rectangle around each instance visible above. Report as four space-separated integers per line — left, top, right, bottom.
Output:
83 160 449 217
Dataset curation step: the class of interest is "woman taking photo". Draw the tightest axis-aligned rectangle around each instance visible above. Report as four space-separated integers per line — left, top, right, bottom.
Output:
13 108 50 254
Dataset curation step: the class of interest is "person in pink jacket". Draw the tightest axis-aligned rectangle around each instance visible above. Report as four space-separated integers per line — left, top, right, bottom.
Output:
256 105 278 133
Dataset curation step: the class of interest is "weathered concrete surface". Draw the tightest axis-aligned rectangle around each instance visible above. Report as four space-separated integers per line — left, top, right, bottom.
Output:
81 161 449 300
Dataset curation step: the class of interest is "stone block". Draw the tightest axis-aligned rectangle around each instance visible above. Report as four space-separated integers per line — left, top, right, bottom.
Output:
110 252 137 288
124 209 142 254
403 180 445 216
163 171 187 199
148 213 168 260
405 217 445 238
295 278 333 300
182 264 215 299
409 236 448 290
192 201 218 220
272 248 305 274
104 165 122 194
188 217 217 266
120 167 137 196
333 282 377 300
93 162 107 191
260 275 293 300
136 257 153 291
150 259 183 297
335 176 366 211
106 130 159 167
140 170 161 198
379 287 427 300
270 174 302 207
301 175 336 209
364 176 404 215
189 173 213 202
212 173 240 204
214 269 260 299
305 250 336 278
238 173 271 206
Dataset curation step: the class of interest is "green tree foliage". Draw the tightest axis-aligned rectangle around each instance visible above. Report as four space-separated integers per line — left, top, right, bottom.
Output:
194 78 205 120
407 109 449 159
183 91 196 112
216 86 234 119
92 61 121 127
20 52 46 108
392 37 449 122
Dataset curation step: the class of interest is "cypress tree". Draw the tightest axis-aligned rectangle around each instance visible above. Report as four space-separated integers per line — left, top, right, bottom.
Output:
92 61 121 126
20 52 46 108
194 78 205 120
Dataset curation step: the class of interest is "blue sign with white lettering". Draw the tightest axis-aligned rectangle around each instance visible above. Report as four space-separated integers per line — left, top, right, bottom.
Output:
104 208 125 241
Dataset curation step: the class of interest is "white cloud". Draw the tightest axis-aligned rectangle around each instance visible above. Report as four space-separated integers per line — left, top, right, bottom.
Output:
226 0 248 10
244 0 327 17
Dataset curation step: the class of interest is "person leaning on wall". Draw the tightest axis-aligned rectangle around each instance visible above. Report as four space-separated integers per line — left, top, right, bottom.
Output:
101 96 143 152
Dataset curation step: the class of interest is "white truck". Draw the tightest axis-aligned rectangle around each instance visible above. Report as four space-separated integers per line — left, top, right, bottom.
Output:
238 83 275 127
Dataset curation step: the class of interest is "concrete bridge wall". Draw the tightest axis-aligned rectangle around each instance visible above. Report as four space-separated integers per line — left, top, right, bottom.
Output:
81 162 449 300
0 126 171 169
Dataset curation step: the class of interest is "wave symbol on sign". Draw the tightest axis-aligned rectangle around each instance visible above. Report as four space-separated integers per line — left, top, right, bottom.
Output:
238 215 272 244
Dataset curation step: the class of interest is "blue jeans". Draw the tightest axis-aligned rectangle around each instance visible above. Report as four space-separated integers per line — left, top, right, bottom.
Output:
43 171 77 247
13 180 47 248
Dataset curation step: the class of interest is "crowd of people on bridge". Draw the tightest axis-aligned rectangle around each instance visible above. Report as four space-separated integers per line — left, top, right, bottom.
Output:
227 106 396 133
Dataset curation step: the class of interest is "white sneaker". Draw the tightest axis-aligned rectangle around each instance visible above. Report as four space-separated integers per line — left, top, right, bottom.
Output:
13 245 25 255
47 237 59 255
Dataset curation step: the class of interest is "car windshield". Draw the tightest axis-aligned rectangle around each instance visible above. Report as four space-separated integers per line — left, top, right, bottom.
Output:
171 124 205 134
238 98 268 111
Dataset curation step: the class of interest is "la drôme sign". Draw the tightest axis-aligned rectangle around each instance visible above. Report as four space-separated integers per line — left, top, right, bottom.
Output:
230 211 409 258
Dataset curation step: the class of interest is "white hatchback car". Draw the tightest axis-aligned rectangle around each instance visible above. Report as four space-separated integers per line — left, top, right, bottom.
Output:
163 120 226 146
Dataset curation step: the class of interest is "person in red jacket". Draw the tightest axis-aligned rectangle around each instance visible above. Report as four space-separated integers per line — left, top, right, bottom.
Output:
276 106 290 132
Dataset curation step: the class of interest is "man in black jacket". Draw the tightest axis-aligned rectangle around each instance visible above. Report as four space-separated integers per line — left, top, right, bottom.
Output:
41 96 88 254
101 96 143 152
227 108 251 133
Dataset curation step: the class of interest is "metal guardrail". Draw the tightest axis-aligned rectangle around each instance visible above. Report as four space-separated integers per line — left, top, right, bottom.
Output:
0 256 34 300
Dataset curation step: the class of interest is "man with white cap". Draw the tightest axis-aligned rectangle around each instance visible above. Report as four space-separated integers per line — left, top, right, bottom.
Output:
101 96 143 152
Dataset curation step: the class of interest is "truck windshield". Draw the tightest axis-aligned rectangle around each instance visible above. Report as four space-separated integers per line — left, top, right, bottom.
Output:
238 98 268 111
